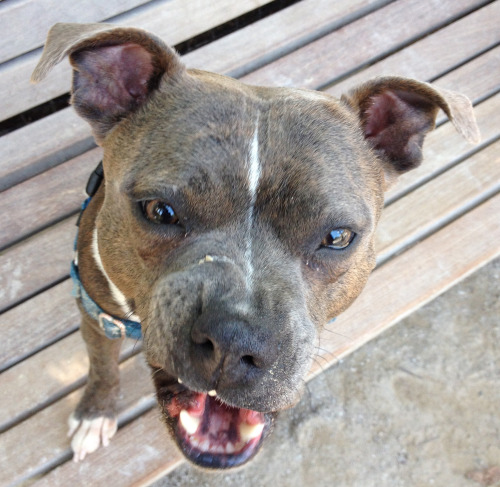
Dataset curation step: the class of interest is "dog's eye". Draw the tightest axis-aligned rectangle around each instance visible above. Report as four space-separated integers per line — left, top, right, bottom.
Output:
321 228 355 250
142 200 179 225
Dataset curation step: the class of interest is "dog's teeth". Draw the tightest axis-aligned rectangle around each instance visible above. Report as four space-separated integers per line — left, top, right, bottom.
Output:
239 422 264 442
200 439 210 452
207 390 217 397
226 442 236 454
177 378 183 384
198 255 214 264
179 410 201 435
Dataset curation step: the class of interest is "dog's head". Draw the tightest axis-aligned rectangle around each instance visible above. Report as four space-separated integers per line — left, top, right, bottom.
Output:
33 23 479 468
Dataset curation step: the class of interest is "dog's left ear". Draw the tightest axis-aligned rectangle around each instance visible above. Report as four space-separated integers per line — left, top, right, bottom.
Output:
342 77 480 185
32 23 184 142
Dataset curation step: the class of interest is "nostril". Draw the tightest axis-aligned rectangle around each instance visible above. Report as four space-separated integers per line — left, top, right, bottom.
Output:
241 355 258 368
199 339 214 354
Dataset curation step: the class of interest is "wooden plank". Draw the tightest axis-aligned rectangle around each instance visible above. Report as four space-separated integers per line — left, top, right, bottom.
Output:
0 280 76 373
4 2 495 192
0 330 142 433
376 141 500 265
0 0 273 122
433 46 500 124
241 0 492 88
0 148 100 250
386 92 500 204
0 109 96 192
327 9 500 99
29 194 500 487
0 0 150 64
182 0 390 77
311 193 500 377
0 353 155 487
32 409 179 487
0 217 74 313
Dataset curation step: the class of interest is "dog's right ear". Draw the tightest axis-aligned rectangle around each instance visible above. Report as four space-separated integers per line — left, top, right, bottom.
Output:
32 23 184 143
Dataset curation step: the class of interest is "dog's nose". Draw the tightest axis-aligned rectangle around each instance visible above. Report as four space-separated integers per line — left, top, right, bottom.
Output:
190 316 271 387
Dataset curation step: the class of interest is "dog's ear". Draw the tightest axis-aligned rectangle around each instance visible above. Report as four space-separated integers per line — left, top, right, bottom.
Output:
342 77 480 186
32 23 184 142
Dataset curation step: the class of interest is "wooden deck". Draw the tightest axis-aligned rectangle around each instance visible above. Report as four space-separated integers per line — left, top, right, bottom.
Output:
0 1 499 485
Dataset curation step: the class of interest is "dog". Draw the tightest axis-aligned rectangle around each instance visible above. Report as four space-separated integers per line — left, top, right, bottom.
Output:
31 23 479 469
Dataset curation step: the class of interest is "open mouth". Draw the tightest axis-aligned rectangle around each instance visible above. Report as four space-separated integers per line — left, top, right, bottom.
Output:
153 370 273 468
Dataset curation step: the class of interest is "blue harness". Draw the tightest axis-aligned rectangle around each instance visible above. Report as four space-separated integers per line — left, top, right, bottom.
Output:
71 162 142 340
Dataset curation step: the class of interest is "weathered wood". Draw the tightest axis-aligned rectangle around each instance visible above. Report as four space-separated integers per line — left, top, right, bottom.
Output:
0 329 142 433
327 11 500 99
28 193 500 487
0 109 96 192
0 0 273 122
0 0 150 64
0 217 75 313
376 141 500 265
241 0 492 88
182 0 390 78
0 352 155 487
0 148 101 250
32 409 179 487
0 279 76 372
433 46 500 124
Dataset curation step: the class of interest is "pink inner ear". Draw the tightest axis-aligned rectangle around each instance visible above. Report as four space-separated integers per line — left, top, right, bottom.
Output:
75 43 155 112
118 44 155 100
364 91 400 138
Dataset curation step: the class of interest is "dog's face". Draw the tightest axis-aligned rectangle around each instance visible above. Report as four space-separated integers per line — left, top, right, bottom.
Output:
97 73 382 467
32 24 479 468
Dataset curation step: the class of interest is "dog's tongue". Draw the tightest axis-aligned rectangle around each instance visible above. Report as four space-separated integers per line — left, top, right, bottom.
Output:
167 391 265 463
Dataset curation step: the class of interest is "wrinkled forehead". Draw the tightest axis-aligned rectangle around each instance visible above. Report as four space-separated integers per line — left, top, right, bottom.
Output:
107 75 381 222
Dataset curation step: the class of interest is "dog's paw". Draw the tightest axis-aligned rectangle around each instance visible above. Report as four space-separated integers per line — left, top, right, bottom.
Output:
68 413 118 462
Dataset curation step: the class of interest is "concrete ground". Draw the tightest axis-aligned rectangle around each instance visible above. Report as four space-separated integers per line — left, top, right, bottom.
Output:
153 257 500 487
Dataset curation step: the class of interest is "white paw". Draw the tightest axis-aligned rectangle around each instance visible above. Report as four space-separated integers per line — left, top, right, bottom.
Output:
68 413 118 462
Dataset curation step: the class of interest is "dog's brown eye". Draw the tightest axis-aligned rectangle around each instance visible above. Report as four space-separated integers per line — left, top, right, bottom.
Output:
142 200 179 225
321 228 355 250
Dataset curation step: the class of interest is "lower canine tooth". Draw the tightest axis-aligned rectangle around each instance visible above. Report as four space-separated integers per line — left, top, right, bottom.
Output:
226 442 236 454
239 422 264 442
179 410 201 435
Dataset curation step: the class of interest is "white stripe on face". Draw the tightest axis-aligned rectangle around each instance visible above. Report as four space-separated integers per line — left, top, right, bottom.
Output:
245 122 260 288
92 228 141 322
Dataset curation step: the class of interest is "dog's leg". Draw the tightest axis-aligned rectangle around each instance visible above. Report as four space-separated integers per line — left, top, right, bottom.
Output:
68 310 123 462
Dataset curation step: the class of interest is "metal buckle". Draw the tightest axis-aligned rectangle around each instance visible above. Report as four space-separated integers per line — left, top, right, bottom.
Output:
98 312 126 338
